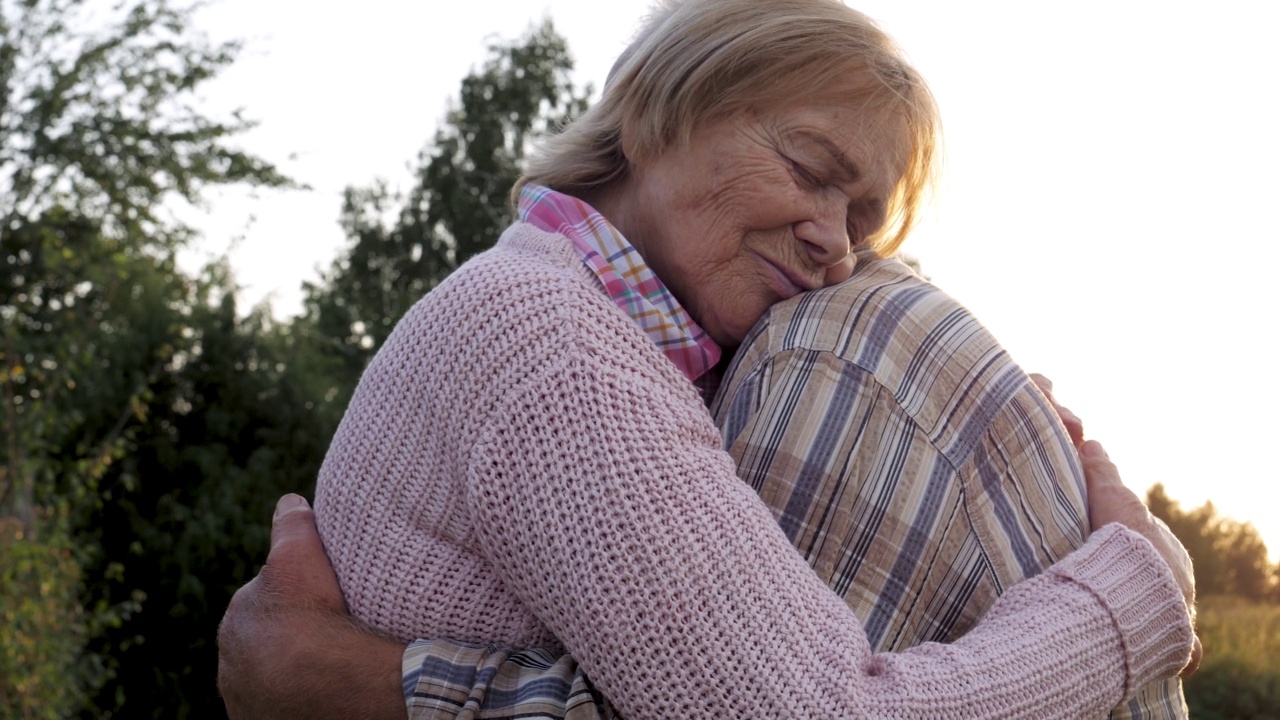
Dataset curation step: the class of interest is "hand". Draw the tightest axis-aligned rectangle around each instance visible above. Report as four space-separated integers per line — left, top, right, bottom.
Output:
1028 373 1084 448
217 495 406 719
1079 441 1202 677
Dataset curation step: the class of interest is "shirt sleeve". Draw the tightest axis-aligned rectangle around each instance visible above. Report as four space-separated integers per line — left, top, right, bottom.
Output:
402 639 618 719
456 344 1193 719
1108 678 1188 720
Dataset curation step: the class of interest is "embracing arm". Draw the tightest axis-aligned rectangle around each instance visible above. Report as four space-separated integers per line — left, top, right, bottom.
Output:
459 346 1194 718
216 494 615 720
218 456 1193 720
217 496 406 720
217 338 1194 718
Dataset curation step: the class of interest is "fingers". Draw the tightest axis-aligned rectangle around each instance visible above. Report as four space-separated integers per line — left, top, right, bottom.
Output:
824 252 857 286
1080 440 1143 533
1079 440 1159 543
1080 440 1112 477
1029 373 1053 395
1058 406 1085 448
218 494 353 717
1080 437 1201 676
1029 373 1084 448
1181 636 1203 678
269 494 322 557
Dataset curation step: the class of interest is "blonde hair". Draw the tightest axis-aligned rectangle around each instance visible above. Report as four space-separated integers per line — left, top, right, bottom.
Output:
515 0 940 256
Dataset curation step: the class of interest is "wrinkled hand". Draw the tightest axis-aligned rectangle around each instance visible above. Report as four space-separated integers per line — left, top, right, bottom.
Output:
1029 373 1084 448
1079 441 1202 677
1029 374 1200 676
217 495 406 720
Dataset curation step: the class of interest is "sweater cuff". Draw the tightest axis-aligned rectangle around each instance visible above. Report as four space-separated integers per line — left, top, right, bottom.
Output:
1049 523 1194 699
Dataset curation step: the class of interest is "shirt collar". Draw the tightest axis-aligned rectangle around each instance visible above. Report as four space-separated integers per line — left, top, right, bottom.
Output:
518 183 722 384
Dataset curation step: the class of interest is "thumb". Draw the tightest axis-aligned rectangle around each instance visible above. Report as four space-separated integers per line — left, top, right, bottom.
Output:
261 494 347 613
270 494 318 553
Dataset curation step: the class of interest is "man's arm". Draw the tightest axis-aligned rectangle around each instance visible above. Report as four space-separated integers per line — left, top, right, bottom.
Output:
220 465 1196 718
217 494 614 720
217 495 405 720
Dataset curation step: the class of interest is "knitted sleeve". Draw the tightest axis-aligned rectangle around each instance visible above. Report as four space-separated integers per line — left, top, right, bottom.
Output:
462 343 1193 719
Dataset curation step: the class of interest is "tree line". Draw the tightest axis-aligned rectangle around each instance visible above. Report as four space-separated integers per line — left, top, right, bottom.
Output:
1146 485 1279 604
1 1 586 715
0 1 1274 716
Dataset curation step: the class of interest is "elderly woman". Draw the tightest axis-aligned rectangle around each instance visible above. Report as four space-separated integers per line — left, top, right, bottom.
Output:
219 0 1196 717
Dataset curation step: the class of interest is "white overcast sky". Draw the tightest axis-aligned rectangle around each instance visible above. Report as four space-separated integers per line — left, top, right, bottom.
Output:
182 0 1280 558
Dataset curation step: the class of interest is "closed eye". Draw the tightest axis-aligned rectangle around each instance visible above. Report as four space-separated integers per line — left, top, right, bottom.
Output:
787 158 822 189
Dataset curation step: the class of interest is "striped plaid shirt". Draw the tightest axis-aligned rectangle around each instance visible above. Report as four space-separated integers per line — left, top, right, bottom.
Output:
403 251 1185 718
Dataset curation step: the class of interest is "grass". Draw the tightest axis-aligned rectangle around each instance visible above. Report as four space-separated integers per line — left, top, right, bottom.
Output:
1182 595 1280 719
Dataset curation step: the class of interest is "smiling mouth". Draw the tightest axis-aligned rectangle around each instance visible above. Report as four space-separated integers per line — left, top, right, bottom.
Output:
759 256 817 299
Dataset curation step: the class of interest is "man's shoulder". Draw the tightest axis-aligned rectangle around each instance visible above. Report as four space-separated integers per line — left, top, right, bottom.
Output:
760 256 1002 374
732 256 1037 454
821 255 951 307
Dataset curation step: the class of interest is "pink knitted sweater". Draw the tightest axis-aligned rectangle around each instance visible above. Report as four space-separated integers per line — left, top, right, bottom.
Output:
314 223 1193 718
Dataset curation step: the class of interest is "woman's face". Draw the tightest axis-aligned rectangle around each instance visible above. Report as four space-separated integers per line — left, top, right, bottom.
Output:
622 103 907 346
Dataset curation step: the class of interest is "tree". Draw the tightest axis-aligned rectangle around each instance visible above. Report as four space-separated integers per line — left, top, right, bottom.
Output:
1 206 184 717
1147 484 1278 602
79 269 337 717
0 0 288 246
301 19 591 401
0 0 288 714
1 0 289 534
3 10 596 716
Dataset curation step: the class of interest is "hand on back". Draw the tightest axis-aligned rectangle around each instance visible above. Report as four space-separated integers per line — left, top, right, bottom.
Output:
1031 373 1200 677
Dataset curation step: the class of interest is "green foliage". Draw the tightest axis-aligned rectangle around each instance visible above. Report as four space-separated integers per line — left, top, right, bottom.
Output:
1 207 164 715
1146 488 1280 717
1147 484 1279 603
0 513 85 719
0 0 290 246
3 210 333 717
0 0 290 715
302 19 591 401
3 10 591 716
420 20 590 264
1183 595 1280 719
80 273 337 716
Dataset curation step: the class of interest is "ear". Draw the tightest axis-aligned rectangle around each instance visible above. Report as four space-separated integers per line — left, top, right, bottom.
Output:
619 119 643 168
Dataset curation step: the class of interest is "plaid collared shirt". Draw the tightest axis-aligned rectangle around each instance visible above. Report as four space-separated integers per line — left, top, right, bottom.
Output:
403 254 1185 719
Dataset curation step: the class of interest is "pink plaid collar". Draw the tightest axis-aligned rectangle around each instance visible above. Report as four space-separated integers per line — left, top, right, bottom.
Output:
518 184 721 383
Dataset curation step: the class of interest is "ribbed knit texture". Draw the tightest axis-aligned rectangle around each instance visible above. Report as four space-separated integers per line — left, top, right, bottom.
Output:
315 223 1193 718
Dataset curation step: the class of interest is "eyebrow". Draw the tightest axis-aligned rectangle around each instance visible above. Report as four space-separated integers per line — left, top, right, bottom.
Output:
797 131 862 183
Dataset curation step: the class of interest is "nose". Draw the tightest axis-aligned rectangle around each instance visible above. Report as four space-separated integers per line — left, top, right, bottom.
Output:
793 193 852 276
823 253 857 285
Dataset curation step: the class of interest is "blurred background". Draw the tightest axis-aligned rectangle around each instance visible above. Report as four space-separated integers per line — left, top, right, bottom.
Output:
2 0 1276 716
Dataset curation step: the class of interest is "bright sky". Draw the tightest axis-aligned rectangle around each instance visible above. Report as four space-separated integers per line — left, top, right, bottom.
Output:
185 0 1280 559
